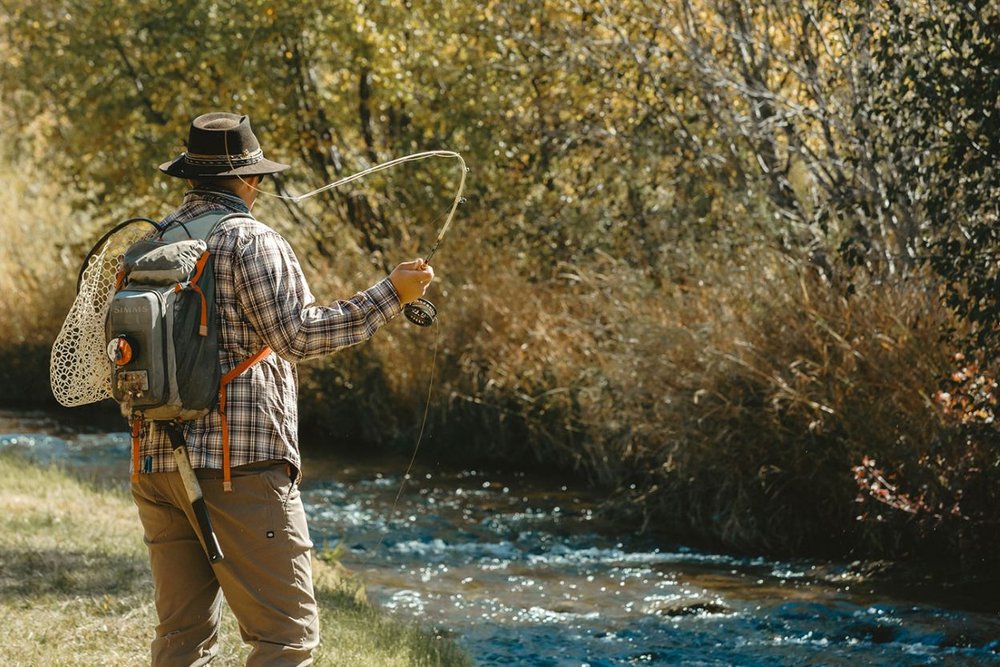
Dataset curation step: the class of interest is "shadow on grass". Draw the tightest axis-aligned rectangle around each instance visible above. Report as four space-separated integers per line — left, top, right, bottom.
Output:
0 545 149 598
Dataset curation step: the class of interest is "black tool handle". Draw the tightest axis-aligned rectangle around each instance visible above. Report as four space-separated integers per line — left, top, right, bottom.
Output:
163 423 225 562
191 496 224 562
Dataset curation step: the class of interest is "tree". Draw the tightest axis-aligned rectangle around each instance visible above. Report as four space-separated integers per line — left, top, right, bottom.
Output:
866 0 1000 353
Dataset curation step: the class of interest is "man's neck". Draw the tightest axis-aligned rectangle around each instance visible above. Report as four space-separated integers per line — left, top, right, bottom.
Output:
186 186 252 213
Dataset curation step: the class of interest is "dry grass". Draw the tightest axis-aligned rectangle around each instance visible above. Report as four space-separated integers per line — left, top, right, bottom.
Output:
328 243 957 558
0 454 469 666
0 157 83 347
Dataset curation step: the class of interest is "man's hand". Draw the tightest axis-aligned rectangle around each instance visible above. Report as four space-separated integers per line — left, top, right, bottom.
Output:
389 259 435 305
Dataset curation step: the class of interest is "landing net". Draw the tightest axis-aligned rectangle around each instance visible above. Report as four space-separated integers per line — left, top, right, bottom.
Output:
50 223 153 407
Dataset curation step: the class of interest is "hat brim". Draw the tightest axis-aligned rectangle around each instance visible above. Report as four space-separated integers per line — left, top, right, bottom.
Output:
159 154 291 179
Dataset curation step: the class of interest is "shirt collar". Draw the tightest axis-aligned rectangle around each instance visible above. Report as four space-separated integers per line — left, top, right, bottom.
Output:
183 186 251 214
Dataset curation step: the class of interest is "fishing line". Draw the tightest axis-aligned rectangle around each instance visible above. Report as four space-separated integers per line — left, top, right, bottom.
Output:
356 318 441 564
396 321 440 504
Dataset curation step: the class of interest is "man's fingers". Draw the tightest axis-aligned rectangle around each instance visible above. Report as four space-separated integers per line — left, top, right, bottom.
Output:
398 260 433 280
389 259 435 305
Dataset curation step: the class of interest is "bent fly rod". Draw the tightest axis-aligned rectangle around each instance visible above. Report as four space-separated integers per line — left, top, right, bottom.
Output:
243 149 469 327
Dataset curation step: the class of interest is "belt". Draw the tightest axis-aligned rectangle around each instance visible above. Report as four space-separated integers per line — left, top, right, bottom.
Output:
195 459 295 482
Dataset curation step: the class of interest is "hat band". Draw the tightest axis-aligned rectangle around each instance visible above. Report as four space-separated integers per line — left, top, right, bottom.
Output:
183 148 265 167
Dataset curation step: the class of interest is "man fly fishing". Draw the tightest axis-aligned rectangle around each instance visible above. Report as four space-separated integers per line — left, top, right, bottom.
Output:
130 112 434 666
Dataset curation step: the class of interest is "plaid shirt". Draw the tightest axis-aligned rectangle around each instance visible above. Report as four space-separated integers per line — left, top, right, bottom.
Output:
135 188 402 476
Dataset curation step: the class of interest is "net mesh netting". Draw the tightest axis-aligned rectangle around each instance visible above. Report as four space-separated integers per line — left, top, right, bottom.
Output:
50 224 152 407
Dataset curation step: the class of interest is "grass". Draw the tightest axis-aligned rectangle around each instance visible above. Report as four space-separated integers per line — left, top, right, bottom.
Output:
0 453 470 667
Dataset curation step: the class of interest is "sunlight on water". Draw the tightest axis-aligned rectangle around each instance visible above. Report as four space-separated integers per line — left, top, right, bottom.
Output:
303 460 1000 666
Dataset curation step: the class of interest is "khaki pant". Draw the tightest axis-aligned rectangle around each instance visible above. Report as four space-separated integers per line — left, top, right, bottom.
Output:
131 461 319 666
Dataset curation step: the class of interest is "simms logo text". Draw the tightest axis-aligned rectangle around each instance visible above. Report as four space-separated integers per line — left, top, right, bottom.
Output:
112 305 152 315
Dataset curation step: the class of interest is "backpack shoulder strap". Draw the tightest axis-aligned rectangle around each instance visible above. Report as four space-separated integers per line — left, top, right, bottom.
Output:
218 345 273 492
158 211 248 244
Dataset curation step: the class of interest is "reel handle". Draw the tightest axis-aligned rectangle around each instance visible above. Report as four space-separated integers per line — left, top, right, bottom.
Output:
404 298 437 327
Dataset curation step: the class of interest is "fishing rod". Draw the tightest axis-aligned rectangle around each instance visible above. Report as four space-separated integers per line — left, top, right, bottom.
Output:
241 148 470 545
80 151 468 324
242 149 468 327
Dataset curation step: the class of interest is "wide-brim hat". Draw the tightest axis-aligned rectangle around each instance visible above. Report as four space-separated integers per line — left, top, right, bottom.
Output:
159 112 291 179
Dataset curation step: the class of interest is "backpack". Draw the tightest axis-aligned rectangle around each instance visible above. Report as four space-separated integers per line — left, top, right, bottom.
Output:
106 211 271 489
107 212 226 420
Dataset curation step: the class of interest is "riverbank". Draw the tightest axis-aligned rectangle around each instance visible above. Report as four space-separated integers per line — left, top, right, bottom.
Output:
4 305 998 582
0 451 470 667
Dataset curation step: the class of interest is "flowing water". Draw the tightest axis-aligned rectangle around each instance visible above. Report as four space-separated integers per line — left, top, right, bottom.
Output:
2 409 999 666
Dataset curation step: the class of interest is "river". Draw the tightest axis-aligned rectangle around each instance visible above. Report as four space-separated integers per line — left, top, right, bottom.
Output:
1 408 998 666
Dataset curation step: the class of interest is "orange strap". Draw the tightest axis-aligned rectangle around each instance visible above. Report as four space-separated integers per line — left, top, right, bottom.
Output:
218 346 272 491
176 251 212 336
130 415 144 484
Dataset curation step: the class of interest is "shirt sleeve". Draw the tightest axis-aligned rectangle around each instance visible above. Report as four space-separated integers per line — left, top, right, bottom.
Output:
233 229 402 363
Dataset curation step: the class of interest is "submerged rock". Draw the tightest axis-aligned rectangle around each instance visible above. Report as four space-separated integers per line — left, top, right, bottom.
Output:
645 596 732 617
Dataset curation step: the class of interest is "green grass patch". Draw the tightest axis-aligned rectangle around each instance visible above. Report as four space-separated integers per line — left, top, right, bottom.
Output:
0 453 470 666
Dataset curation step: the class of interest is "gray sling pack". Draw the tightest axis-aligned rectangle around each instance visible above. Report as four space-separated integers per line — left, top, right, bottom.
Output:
106 211 236 421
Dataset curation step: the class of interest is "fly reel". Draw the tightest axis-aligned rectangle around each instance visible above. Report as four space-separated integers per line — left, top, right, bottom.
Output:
404 298 437 327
